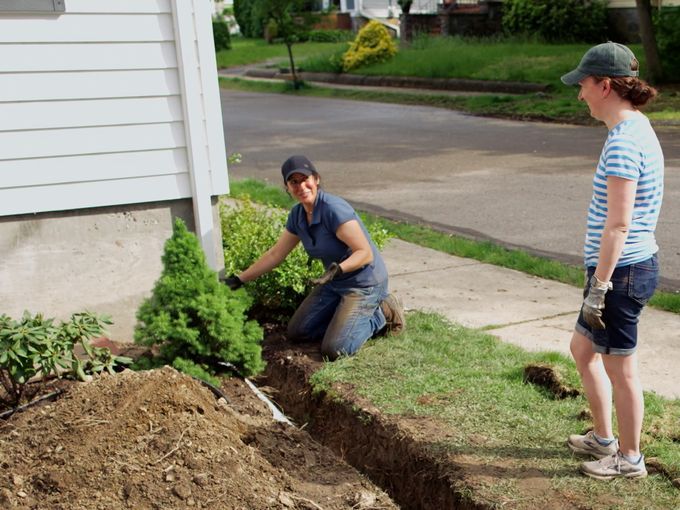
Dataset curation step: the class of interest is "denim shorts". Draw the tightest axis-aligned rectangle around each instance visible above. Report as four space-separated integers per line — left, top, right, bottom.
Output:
576 254 659 356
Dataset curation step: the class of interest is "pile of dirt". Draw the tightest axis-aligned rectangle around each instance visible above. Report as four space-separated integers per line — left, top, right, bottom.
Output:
0 367 397 510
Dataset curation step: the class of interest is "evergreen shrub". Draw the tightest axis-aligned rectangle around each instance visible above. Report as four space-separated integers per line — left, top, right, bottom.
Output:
134 219 264 381
213 18 232 51
342 20 398 72
234 0 265 38
502 0 607 43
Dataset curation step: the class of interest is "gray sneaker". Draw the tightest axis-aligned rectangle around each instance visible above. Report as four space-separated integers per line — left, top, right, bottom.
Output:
380 293 405 335
580 451 647 480
568 431 618 459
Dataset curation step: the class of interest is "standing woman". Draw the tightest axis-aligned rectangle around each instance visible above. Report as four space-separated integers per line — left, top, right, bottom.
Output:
225 155 404 360
561 42 664 480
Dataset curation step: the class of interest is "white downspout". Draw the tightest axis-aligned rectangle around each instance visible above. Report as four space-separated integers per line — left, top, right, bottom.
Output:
172 0 219 270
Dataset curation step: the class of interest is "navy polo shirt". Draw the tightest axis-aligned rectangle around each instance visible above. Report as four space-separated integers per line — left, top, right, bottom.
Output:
285 189 387 288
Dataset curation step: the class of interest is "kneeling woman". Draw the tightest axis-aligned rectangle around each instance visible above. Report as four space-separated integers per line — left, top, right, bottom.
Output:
225 155 404 360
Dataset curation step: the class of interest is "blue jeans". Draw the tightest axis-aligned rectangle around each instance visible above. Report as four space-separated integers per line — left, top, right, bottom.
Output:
576 255 659 355
287 280 388 360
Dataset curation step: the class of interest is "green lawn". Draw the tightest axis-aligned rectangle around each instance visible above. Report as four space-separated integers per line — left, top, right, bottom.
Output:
303 36 602 87
311 311 680 509
221 36 680 124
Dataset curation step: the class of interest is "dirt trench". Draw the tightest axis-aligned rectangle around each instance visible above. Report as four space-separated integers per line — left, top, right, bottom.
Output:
261 337 487 510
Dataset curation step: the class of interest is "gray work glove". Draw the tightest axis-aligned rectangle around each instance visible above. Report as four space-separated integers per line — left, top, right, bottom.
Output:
310 262 343 286
581 275 612 329
223 274 243 290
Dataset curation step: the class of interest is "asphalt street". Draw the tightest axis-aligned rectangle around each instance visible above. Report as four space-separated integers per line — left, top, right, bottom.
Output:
220 89 680 289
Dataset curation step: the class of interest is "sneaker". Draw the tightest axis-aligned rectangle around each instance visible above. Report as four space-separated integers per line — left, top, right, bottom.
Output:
580 451 647 480
380 293 405 335
567 431 618 459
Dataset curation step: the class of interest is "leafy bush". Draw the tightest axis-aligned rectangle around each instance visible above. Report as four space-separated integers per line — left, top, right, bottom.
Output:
654 7 680 82
213 18 232 51
342 20 398 72
502 0 608 43
308 29 354 43
134 218 264 380
0 312 130 407
221 197 392 320
222 199 320 319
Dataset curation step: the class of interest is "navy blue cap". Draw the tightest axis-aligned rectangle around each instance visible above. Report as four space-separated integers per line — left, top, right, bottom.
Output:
281 155 316 182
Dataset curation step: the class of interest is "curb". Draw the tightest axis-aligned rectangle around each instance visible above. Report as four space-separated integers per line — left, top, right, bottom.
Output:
242 68 549 95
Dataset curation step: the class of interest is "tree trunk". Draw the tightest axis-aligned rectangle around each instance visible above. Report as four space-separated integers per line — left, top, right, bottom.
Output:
286 42 301 89
635 0 663 83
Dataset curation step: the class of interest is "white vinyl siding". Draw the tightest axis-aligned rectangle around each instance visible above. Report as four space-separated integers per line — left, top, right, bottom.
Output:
0 0 228 231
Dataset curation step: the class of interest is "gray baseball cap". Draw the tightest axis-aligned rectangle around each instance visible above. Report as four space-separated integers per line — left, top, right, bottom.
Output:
561 42 639 86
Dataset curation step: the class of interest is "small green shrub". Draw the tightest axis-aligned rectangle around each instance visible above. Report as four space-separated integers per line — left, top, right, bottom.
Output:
0 311 130 407
134 218 264 380
502 0 608 43
221 197 392 320
213 18 232 51
342 20 398 72
654 7 680 82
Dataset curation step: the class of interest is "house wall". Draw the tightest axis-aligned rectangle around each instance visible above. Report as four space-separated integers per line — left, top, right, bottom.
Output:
0 0 229 342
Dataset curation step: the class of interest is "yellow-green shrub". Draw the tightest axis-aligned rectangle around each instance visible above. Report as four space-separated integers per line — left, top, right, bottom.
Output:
342 20 397 72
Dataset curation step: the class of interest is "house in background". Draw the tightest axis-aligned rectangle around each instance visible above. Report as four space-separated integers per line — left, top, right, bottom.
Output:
0 0 229 342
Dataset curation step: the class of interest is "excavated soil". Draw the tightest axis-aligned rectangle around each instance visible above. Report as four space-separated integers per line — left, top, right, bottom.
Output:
4 329 676 510
0 366 397 510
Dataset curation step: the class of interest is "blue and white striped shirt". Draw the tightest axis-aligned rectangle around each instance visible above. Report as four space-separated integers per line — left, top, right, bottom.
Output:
584 116 664 267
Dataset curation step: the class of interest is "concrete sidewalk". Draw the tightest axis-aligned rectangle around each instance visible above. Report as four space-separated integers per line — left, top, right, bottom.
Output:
383 238 680 400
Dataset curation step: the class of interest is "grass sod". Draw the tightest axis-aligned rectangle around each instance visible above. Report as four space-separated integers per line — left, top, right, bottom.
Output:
227 179 680 314
310 311 680 509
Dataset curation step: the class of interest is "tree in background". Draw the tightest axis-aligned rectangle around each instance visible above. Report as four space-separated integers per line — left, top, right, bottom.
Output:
256 0 318 88
234 0 266 37
398 0 413 15
502 0 607 43
653 5 680 82
636 0 663 84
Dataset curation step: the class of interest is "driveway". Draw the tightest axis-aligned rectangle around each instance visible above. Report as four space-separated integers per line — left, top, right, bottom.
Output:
220 89 680 289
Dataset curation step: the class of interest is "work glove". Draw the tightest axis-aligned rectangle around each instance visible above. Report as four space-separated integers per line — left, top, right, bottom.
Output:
223 274 244 290
581 275 612 329
310 262 343 286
